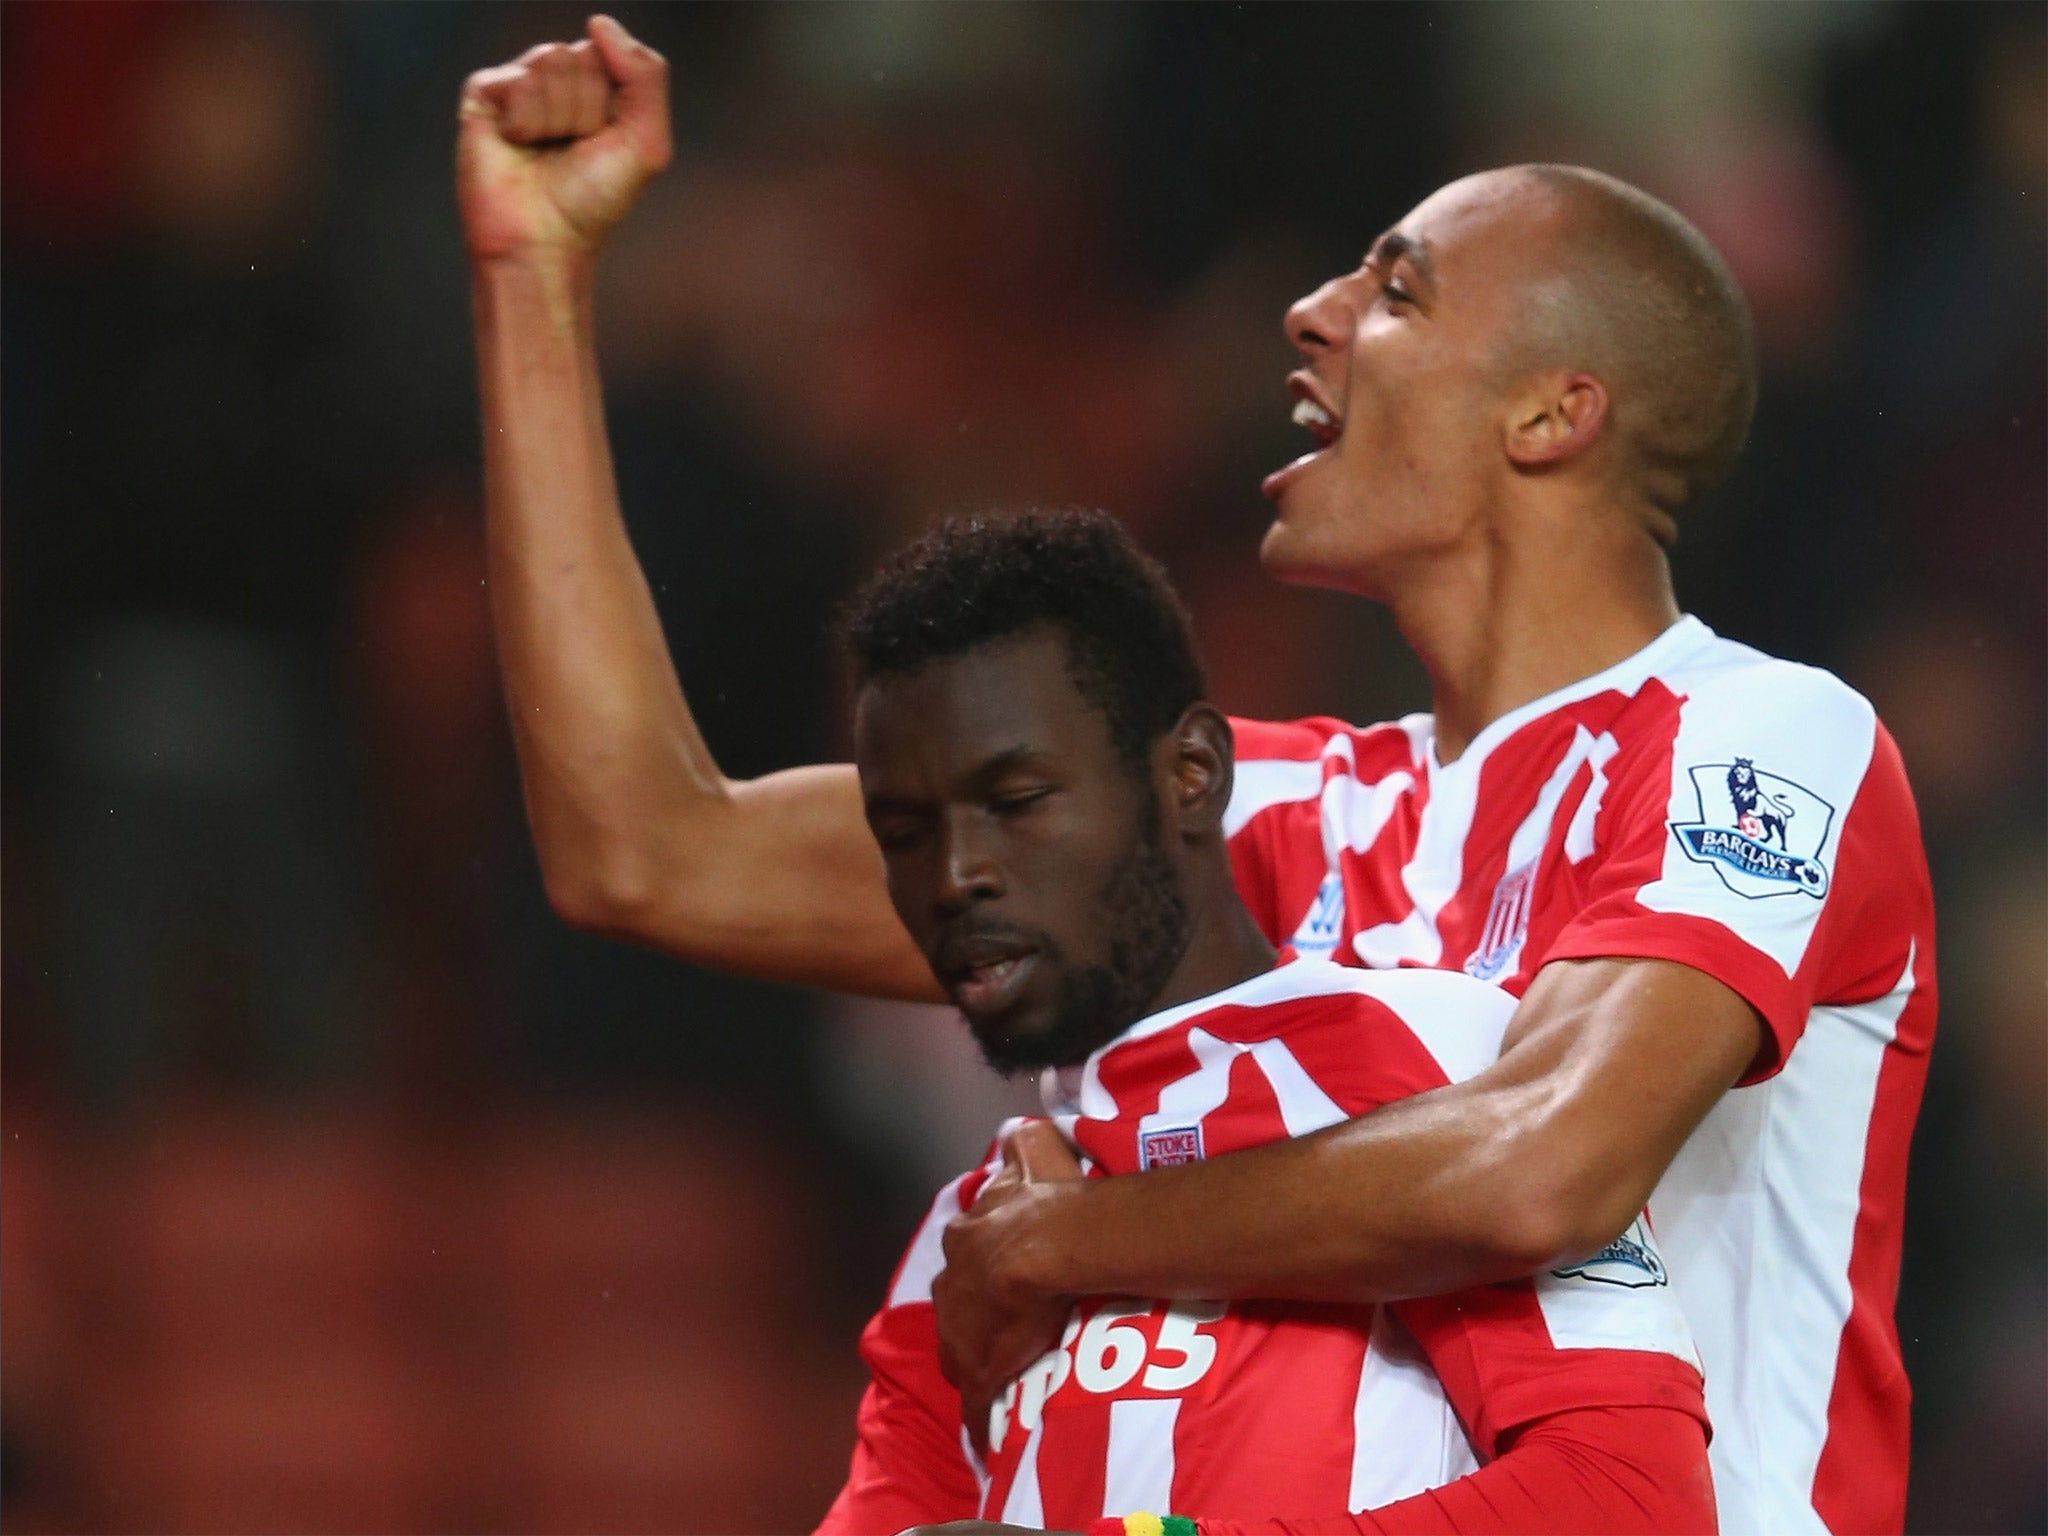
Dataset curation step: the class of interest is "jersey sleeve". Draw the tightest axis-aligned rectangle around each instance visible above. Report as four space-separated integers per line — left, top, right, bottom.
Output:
1542 662 1924 1079
814 1170 990 1535
1391 1248 1707 1462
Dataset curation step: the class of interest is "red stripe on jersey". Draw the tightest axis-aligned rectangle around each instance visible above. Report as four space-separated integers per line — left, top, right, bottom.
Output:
1208 1050 1289 1157
1035 1398 1111 1525
1811 931 1936 1534
1174 1301 1373 1516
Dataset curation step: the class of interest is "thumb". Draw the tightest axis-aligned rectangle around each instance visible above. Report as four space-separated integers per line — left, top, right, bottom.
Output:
587 15 664 100
1002 1119 1083 1184
586 15 671 168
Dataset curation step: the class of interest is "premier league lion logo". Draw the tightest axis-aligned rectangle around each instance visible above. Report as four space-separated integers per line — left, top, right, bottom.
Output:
1726 758 1793 850
1670 758 1834 899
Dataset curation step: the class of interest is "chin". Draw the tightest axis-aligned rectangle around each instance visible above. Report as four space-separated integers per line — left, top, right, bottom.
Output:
1259 518 1357 595
966 1011 1059 1078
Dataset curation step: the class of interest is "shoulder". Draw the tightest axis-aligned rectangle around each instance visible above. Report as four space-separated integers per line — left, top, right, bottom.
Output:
1227 711 1430 766
1224 712 1428 835
1655 632 1877 743
1609 633 1886 820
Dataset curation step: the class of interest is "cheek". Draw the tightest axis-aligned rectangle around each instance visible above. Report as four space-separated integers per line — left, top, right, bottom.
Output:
880 857 935 937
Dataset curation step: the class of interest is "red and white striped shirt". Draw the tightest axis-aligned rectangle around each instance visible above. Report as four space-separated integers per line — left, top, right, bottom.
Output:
820 962 1707 1532
1224 615 1936 1535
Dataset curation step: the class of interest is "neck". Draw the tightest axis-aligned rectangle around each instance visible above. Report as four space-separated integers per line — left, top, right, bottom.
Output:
1147 857 1280 1017
1388 492 1681 762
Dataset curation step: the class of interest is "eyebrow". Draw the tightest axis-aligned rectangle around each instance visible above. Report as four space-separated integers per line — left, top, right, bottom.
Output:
1369 230 1436 285
968 745 1055 786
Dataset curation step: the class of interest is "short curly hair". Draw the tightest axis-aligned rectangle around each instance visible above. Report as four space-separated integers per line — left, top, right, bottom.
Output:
837 508 1207 776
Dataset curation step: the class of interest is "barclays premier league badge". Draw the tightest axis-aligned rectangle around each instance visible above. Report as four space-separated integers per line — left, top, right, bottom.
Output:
1669 757 1833 899
1552 1217 1670 1289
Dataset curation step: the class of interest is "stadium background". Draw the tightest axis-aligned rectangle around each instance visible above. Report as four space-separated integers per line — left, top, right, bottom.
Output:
1 2 2040 1530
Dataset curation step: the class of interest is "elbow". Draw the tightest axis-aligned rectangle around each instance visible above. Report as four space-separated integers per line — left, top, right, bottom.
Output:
539 842 667 939
1479 1170 1646 1278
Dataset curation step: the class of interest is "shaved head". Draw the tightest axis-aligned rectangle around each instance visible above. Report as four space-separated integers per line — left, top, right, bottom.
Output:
1501 165 1758 527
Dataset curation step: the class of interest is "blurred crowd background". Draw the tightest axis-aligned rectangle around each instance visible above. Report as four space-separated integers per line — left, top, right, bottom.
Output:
2 2 2041 1531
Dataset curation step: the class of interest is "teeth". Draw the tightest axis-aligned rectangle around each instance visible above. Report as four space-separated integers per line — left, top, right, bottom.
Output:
972 958 1018 983
1292 398 1336 431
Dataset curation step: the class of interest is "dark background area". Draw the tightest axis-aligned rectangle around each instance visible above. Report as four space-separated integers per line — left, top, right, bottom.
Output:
2 2 2042 1531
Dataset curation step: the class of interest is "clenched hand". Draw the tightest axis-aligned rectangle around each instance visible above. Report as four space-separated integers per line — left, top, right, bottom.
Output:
936 1120 1088 1453
456 13 671 265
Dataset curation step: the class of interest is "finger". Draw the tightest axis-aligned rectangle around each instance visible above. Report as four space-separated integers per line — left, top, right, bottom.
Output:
1001 1119 1082 1183
491 66 546 143
586 14 672 165
458 65 518 127
537 42 606 138
567 41 611 135
535 47 571 138
962 1391 993 1458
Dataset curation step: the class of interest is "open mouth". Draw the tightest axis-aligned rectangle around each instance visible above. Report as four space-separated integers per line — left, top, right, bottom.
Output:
1291 394 1341 448
936 936 1043 1018
1264 373 1344 499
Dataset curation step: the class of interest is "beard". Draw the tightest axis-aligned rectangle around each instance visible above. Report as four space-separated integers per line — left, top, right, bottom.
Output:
969 818 1191 1078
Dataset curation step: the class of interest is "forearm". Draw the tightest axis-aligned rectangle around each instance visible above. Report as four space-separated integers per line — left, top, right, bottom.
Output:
1022 1080 1567 1306
999 960 1753 1306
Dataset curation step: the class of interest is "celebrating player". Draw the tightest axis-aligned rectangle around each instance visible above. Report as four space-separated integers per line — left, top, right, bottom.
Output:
458 20 1935 1533
817 509 1712 1533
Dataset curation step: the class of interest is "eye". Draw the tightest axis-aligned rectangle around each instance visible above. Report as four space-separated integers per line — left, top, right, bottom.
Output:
1382 276 1414 308
869 816 931 853
990 786 1055 817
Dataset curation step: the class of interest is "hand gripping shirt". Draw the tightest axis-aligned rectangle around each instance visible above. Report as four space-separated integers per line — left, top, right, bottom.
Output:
819 961 1708 1532
1223 615 1936 1535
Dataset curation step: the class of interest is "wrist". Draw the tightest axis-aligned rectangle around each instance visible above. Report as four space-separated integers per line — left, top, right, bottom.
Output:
471 250 599 349
471 246 599 299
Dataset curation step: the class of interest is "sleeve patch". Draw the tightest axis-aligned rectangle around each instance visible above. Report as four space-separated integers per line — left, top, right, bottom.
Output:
1667 757 1835 900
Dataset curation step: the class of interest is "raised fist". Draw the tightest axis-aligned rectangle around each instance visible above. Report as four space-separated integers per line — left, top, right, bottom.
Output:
456 14 671 264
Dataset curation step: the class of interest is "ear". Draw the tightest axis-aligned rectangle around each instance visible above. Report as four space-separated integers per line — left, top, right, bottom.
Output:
1503 370 1608 468
1160 704 1235 836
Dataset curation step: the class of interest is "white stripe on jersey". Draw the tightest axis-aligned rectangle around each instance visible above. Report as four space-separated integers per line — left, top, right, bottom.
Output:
1349 749 1478 969
1696 940 1917 1532
1102 1398 1179 1517
999 1423 1045 1525
887 1169 973 1307
1358 968 1519 1085
1347 1307 1479 1511
1505 726 1620 875
1225 755 1326 837
1246 1037 1350 1137
1127 1027 1239 1147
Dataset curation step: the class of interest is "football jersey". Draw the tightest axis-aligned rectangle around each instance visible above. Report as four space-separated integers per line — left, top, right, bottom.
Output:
819 961 1706 1533
1223 614 1936 1536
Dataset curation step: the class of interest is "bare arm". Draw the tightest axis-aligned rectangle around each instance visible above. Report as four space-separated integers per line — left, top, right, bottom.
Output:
935 956 1760 1410
458 16 935 999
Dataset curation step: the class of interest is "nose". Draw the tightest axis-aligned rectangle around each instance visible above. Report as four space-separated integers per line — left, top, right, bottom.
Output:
1284 275 1352 359
934 815 1004 917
